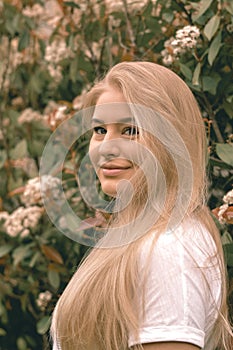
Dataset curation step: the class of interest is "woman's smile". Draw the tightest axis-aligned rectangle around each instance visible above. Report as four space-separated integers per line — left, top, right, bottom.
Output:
95 157 137 196
100 161 133 177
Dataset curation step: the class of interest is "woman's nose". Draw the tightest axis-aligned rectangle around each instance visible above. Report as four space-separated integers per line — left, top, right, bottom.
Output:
99 137 121 158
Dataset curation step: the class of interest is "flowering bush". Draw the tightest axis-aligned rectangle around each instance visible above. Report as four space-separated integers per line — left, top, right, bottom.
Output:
213 189 233 225
0 0 232 349
161 25 201 64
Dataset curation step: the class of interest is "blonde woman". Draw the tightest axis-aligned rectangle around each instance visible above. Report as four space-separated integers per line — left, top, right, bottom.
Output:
51 62 232 350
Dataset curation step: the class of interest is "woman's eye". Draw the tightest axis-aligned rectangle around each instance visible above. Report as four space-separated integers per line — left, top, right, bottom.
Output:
123 126 139 136
93 126 106 135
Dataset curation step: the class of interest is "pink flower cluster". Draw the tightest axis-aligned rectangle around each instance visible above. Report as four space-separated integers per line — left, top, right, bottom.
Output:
161 25 200 65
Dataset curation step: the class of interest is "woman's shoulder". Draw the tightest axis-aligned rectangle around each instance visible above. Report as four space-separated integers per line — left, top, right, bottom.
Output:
137 216 222 310
139 216 219 268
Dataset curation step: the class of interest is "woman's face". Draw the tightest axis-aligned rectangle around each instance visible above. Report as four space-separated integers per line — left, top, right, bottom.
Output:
89 87 140 197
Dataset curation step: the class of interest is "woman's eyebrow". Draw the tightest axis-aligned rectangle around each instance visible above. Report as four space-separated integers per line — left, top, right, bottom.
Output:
91 117 135 124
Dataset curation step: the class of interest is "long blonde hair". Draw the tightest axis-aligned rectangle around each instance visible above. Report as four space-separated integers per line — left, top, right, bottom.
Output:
51 62 232 349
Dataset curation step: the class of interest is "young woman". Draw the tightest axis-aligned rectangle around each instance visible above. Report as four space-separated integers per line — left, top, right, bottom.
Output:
51 62 232 350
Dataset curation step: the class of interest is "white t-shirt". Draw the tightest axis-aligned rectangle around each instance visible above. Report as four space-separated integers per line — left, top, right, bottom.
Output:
53 218 222 350
128 218 221 349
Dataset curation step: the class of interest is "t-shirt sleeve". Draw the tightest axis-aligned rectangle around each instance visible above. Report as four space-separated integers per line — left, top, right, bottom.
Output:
128 222 221 348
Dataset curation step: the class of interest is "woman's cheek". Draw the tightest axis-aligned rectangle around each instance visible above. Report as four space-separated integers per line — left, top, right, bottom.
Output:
89 139 100 170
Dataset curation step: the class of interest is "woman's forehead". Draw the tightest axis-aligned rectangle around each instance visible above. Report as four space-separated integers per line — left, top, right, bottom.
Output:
92 102 136 125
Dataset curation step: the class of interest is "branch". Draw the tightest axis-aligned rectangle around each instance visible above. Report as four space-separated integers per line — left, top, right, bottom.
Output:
173 0 192 23
97 15 110 73
202 92 224 143
0 38 13 187
122 0 136 48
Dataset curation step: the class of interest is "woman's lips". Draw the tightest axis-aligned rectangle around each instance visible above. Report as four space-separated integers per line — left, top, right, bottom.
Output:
101 167 131 176
100 163 132 177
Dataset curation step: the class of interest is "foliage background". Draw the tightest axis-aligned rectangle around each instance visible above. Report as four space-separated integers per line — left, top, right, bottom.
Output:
0 0 233 349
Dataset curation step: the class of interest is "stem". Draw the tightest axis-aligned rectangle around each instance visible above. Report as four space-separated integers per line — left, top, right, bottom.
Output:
0 38 12 189
122 0 136 48
106 14 114 68
43 333 51 350
202 92 224 143
97 15 110 73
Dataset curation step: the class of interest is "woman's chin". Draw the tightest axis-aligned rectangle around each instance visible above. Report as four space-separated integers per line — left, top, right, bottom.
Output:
101 185 117 198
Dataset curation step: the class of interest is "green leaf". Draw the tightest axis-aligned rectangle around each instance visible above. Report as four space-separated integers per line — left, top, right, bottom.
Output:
68 34 75 51
216 143 233 166
162 11 174 23
8 109 20 125
226 253 233 267
28 140 45 157
36 316 51 335
18 30 30 51
12 245 32 266
69 56 79 83
84 20 102 42
208 31 222 65
0 280 12 296
223 100 233 119
0 328 7 336
224 1 233 14
203 15 220 41
0 169 7 197
223 244 233 266
192 62 201 86
0 245 13 258
0 150 7 169
143 0 153 16
16 337 28 350
5 11 20 36
10 139 28 159
8 173 23 192
222 232 233 245
29 74 43 94
226 243 233 253
48 270 60 289
63 1 80 8
145 17 160 33
29 251 41 268
192 0 213 21
179 63 192 80
202 74 221 95
24 16 36 30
